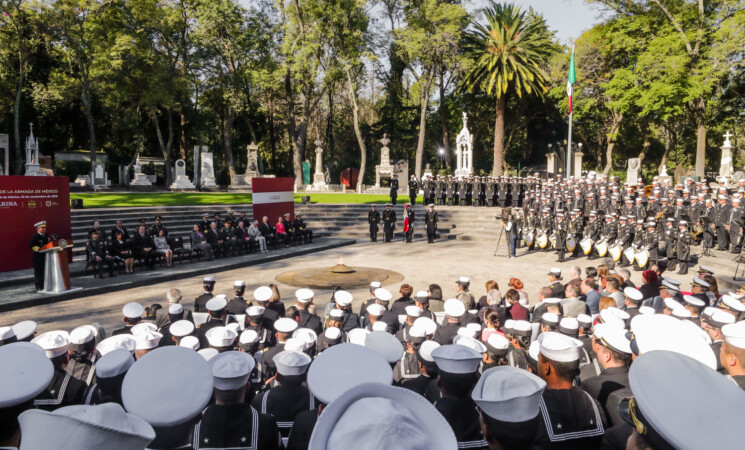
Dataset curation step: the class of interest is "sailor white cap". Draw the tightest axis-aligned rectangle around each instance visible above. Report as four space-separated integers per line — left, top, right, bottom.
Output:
629 314 716 369
558 317 579 336
624 287 644 302
274 318 299 333
308 383 457 450
0 343 54 408
168 303 184 315
600 307 629 328
485 334 510 357
122 302 144 319
663 297 683 312
431 344 482 374
324 327 342 341
179 336 200 351
34 221 46 228
32 331 70 359
69 326 95 346
512 320 532 337
203 276 216 283
412 317 438 336
329 309 345 320
211 351 256 391
639 306 656 315
95 349 135 379
284 337 305 352
543 297 561 306
295 288 315 303
541 312 560 327
365 331 404 363
672 308 692 319
293 328 318 351
97 335 136 356
548 268 561 277
169 320 195 338
135 331 162 350
254 286 273 302
226 322 242 334
234 280 246 287
626 350 745 450
374 288 393 302
334 290 353 307
577 314 593 329
537 332 583 362
370 281 382 289
472 366 546 423
122 347 213 427
453 335 487 354
198 348 219 360
706 309 735 329
274 350 312 376
405 305 423 317
130 322 157 336
307 343 393 404
206 296 228 311
720 294 745 313
366 304 386 317
414 290 429 302
205 327 237 348
347 328 370 346
692 277 710 288
457 276 470 284
722 321 745 350
12 320 37 341
246 305 265 317
444 298 466 318
683 295 705 308
418 340 440 363
593 323 631 354
18 403 155 450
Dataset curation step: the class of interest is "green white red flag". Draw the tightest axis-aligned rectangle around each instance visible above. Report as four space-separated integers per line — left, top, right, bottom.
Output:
567 46 576 116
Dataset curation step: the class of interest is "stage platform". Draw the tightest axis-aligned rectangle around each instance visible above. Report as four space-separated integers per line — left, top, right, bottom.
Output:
0 237 355 312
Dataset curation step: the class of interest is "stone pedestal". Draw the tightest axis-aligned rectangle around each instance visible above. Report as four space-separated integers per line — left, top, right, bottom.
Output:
455 113 473 177
130 164 153 188
91 163 110 188
200 151 217 187
375 134 394 188
311 139 329 191
423 164 433 179
243 142 260 187
627 158 640 185
573 152 583 178
720 131 734 185
546 153 556 176
170 159 196 190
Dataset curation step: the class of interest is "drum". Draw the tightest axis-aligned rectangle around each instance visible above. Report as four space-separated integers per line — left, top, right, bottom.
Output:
549 233 557 249
566 236 577 252
595 240 608 257
524 232 534 246
537 233 549 249
580 238 593 255
609 244 622 262
623 247 636 263
635 250 649 267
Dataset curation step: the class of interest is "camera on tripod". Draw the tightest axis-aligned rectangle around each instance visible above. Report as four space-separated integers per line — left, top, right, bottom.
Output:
497 207 512 222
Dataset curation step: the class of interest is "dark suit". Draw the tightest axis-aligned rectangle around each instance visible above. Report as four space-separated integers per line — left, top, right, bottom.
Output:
131 232 156 268
580 366 629 427
110 226 130 241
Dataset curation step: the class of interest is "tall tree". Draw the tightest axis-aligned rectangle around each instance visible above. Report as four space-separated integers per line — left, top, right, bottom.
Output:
397 0 466 178
460 3 556 176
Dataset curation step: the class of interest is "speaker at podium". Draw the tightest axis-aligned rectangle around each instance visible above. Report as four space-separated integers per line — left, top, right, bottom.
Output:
39 238 82 294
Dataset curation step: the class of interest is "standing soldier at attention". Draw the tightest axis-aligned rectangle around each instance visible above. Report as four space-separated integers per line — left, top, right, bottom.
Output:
446 176 456 206
390 174 399 205
383 204 396 243
29 221 52 290
408 175 419 206
368 205 380 242
404 204 415 244
675 220 692 275
425 204 438 244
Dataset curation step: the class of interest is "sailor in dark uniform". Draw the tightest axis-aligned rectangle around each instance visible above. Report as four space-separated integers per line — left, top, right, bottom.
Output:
33 331 87 411
262 318 296 381
580 323 631 427
198 213 211 233
151 215 168 237
195 352 282 449
390 174 399 205
226 280 250 315
112 302 145 336
408 175 419 205
358 281 381 326
294 288 323 334
29 221 52 290
534 332 605 450
675 219 692 274
196 297 238 349
425 204 438 243
506 320 532 370
244 306 276 350
368 205 380 242
86 229 115 278
251 350 315 446
382 203 396 242
547 268 565 298
329 290 359 332
253 286 280 332
83 348 134 406
433 299 467 345
702 309 735 374
431 344 489 449
394 324 425 386
66 326 98 386
315 325 345 354
193 276 216 313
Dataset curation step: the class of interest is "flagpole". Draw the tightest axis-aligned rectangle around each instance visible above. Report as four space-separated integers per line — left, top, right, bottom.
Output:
566 43 575 178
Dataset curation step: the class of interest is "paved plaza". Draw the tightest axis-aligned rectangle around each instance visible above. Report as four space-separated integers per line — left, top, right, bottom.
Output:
3 237 703 335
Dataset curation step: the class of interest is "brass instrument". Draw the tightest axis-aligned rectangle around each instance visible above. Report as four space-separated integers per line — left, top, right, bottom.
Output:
654 211 665 221
690 224 704 240
644 185 653 197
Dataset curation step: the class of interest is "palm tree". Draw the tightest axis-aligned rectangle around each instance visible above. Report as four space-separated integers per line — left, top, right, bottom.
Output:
460 3 555 176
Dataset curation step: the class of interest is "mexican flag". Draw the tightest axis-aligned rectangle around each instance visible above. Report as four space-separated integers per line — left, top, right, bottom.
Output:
566 46 576 116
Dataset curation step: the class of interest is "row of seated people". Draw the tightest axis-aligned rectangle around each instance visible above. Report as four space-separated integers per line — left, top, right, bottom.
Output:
85 213 313 277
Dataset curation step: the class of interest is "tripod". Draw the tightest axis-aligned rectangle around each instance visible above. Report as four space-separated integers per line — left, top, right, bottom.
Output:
493 224 508 257
733 245 745 281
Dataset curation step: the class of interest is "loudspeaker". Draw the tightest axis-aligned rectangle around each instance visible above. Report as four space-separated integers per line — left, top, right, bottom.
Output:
302 196 310 204
71 199 84 209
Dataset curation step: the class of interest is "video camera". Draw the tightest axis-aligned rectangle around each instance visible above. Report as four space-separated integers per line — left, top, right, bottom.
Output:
497 207 512 222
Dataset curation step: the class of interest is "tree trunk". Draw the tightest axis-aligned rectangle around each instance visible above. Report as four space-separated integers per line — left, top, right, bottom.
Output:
493 95 506 176
637 118 650 164
347 69 367 193
439 69 451 170
694 98 706 178
80 68 97 173
180 113 187 160
13 48 24 174
285 71 304 186
602 112 623 175
415 89 429 178
224 106 237 181
596 136 604 172
151 110 174 186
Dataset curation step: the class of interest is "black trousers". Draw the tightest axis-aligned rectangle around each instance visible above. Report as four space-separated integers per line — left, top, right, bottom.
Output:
136 250 156 268
32 253 45 289
92 256 115 276
717 226 729 250
427 226 436 243
405 229 413 243
370 227 378 242
384 228 394 242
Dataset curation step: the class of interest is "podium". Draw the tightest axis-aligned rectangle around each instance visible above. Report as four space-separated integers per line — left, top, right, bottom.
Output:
39 239 82 294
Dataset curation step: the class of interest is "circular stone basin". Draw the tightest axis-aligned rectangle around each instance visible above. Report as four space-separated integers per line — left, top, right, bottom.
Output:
276 265 404 289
